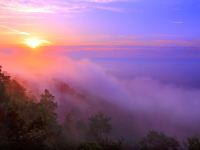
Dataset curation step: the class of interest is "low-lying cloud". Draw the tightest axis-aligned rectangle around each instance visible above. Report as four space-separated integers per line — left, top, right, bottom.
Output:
1 48 200 140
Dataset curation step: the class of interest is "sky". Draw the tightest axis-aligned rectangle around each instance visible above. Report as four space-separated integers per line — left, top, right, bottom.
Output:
1 0 200 138
0 0 200 46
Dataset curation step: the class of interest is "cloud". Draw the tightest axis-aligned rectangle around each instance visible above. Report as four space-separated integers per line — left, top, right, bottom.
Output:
87 0 123 3
172 21 184 24
1 48 200 139
0 25 31 36
0 0 133 14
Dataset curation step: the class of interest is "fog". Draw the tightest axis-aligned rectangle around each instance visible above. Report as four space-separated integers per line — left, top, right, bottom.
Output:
1 46 200 140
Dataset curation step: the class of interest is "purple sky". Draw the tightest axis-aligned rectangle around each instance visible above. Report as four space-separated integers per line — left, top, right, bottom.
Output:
0 0 200 46
1 0 200 138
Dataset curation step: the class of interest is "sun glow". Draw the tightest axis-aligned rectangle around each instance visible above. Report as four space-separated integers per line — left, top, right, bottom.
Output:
24 37 51 49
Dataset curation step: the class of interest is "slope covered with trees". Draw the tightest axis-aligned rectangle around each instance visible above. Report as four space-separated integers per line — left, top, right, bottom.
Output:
0 66 200 150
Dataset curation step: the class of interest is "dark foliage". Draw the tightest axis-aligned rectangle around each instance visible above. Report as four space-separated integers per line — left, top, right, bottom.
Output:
187 137 200 150
1 65 198 150
138 131 179 150
88 112 112 140
0 66 64 150
78 139 122 150
0 66 124 150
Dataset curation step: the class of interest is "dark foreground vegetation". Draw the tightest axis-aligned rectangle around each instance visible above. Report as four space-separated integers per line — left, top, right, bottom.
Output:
0 66 200 150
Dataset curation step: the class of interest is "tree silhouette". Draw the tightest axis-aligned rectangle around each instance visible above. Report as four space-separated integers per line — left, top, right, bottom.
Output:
79 112 122 150
0 67 65 149
88 112 111 141
187 137 200 150
138 131 179 150
1 65 193 150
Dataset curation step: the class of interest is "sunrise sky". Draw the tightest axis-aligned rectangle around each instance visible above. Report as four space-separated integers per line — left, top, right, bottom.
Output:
1 0 200 139
0 0 200 47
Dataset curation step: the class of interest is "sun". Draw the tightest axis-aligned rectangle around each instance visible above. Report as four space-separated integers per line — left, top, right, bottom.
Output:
24 37 50 49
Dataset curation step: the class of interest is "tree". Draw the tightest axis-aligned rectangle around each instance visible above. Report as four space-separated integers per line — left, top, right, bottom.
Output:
39 89 57 125
187 137 200 150
138 131 179 150
0 66 71 150
0 66 30 149
32 89 61 149
78 142 103 150
0 65 10 100
79 112 122 150
88 112 112 140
